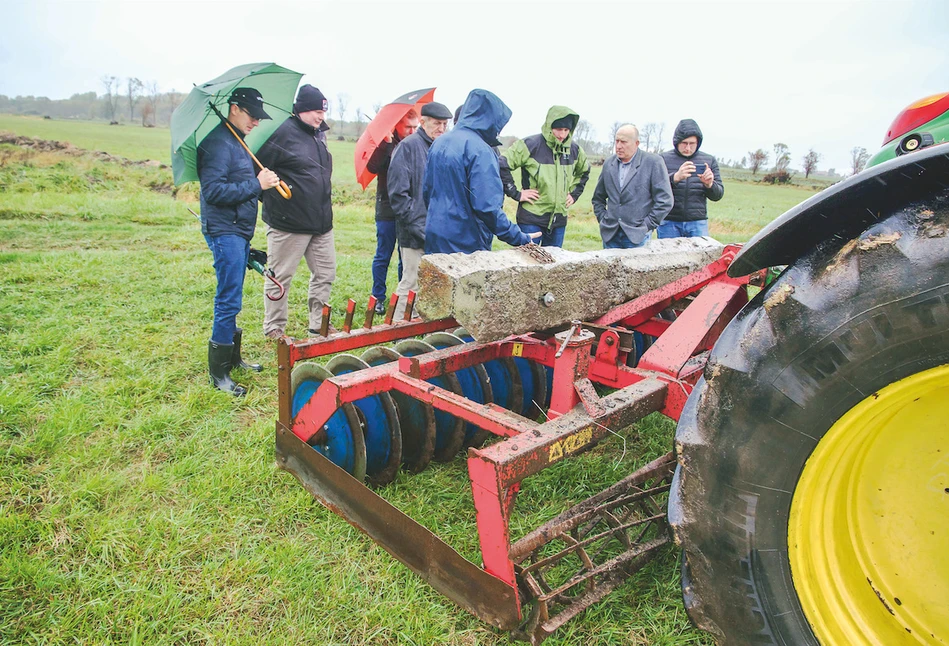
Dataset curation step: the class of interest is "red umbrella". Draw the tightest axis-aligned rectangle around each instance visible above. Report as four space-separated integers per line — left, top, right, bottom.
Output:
354 87 436 189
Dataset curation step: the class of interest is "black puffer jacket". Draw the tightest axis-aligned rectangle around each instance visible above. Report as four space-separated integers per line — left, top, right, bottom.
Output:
256 116 333 235
660 119 724 222
387 127 434 250
366 134 403 222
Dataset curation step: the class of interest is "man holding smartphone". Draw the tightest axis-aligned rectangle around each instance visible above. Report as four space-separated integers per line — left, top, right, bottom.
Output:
658 119 724 238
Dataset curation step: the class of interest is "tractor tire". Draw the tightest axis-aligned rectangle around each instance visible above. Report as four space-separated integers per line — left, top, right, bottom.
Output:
670 193 949 645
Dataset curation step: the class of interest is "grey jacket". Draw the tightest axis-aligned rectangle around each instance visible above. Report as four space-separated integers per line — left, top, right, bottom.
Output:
592 150 673 245
387 127 434 250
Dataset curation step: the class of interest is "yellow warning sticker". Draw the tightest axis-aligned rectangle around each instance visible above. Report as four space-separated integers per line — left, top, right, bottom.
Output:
512 343 523 357
548 428 594 462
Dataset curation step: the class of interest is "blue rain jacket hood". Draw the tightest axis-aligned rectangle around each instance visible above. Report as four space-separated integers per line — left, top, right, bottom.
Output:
423 89 529 254
455 88 512 148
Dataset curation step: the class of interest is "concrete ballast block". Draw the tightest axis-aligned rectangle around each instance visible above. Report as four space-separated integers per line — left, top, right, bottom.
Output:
417 237 725 342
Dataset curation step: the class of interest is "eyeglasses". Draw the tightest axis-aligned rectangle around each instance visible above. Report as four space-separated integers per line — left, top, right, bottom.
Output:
238 106 260 122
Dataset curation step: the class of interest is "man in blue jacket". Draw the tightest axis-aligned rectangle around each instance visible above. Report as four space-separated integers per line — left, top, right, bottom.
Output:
198 87 281 396
423 89 538 254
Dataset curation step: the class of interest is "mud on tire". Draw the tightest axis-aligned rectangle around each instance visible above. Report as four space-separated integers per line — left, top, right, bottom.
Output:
670 190 949 644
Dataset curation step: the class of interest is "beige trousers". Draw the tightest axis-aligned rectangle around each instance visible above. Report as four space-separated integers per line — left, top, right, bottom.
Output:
393 246 423 320
263 226 336 335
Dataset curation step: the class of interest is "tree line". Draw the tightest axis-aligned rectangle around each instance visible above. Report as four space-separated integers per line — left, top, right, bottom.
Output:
0 78 872 177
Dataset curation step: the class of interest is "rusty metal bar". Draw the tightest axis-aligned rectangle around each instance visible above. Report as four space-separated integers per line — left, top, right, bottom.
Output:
288 318 458 363
404 290 417 321
343 298 356 333
320 304 332 337
275 424 521 630
384 293 397 325
364 296 377 329
470 378 668 489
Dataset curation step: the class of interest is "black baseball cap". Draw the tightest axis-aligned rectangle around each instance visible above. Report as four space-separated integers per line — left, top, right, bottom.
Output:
228 87 271 120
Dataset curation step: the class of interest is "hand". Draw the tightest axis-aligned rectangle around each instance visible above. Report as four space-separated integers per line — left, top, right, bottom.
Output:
699 165 715 188
565 194 575 207
673 161 695 184
248 248 268 266
258 168 280 190
520 188 540 203
527 231 543 240
384 131 394 143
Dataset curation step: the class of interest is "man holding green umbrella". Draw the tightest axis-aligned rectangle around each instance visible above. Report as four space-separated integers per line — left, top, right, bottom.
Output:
198 87 281 396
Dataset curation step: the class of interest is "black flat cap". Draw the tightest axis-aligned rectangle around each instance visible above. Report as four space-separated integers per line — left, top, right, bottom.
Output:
421 102 452 120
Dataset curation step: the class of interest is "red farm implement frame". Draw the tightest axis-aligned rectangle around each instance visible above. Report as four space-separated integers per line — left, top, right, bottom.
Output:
275 244 762 644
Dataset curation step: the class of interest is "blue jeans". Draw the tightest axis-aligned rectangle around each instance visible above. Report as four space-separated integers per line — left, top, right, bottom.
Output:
657 219 709 238
371 220 403 302
205 234 249 345
603 228 648 249
519 223 565 247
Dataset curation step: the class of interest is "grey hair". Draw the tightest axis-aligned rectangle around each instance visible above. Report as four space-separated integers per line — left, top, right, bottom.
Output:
616 124 639 141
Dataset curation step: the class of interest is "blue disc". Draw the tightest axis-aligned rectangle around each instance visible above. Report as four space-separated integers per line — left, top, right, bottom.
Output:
452 328 523 416
394 339 466 461
360 346 435 473
423 333 493 448
290 362 366 480
327 354 402 486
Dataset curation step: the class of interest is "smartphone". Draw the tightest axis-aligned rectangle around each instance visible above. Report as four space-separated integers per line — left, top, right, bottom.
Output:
692 162 707 175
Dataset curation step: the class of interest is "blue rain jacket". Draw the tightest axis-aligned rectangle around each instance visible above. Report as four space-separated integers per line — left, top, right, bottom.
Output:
423 89 530 254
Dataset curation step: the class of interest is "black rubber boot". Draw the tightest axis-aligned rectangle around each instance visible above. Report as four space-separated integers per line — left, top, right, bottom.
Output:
231 327 262 372
208 341 247 397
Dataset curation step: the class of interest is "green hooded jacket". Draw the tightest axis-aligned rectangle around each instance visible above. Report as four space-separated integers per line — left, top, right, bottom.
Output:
499 105 591 231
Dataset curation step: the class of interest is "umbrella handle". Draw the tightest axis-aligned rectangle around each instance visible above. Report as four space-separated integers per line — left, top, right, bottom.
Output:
219 118 292 201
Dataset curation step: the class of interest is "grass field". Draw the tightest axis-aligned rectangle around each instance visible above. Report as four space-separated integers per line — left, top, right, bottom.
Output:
0 115 825 645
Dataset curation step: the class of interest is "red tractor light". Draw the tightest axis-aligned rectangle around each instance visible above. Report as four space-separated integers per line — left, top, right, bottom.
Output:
882 91 949 145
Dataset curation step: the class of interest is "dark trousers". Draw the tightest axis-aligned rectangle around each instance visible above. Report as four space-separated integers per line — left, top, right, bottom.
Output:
205 234 249 344
603 228 648 249
371 220 403 302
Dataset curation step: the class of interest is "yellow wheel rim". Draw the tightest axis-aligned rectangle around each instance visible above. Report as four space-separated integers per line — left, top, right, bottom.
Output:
789 364 949 645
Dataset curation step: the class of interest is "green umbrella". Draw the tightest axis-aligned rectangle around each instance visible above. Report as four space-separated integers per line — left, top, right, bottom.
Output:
171 62 303 185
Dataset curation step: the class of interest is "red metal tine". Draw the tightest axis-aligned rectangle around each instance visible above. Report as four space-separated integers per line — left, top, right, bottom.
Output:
343 299 356 334
404 290 417 321
384 293 398 325
320 304 332 337
364 296 377 329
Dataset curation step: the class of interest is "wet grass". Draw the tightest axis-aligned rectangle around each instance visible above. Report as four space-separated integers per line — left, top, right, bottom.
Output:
0 116 826 645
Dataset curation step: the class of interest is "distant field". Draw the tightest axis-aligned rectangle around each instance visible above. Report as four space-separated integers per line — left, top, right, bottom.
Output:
0 114 823 245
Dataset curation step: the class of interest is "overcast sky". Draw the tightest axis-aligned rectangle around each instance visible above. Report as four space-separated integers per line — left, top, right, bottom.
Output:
2 0 946 172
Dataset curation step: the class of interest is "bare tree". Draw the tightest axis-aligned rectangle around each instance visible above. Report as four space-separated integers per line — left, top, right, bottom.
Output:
748 149 769 175
126 77 143 122
336 92 350 136
574 119 593 142
802 149 821 178
355 107 368 137
372 101 383 115
142 80 161 126
773 143 791 171
739 155 747 169
168 88 182 116
850 146 870 175
641 122 666 153
100 75 120 122
608 121 623 150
